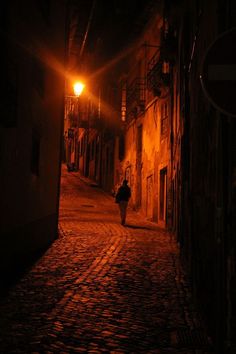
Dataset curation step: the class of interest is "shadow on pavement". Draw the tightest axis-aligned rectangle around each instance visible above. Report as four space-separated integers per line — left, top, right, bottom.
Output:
125 224 152 230
0 246 48 299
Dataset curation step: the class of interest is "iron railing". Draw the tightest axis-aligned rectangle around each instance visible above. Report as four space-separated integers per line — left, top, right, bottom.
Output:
126 77 145 118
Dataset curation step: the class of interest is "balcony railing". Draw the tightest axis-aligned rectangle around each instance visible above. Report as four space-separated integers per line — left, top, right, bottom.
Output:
68 111 89 129
146 25 177 97
147 49 170 97
126 77 145 118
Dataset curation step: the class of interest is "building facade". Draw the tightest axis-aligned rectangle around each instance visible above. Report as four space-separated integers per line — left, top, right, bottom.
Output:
113 5 175 230
65 1 236 352
0 1 67 281
177 1 236 352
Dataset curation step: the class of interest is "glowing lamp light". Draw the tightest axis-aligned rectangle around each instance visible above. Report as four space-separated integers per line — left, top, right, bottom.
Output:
73 81 85 96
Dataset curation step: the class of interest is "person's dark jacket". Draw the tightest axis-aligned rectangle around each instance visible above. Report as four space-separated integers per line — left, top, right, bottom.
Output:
116 185 131 202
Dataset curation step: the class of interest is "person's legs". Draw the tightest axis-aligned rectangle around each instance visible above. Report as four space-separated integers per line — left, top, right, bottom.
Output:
122 203 127 224
119 201 128 225
118 202 124 223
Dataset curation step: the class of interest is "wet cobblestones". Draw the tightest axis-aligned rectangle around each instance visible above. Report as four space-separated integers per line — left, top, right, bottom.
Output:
0 165 213 353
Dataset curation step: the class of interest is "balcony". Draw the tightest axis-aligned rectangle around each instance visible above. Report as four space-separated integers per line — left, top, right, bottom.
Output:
147 49 170 97
146 24 177 98
89 116 104 130
68 112 78 128
68 111 90 129
126 77 145 119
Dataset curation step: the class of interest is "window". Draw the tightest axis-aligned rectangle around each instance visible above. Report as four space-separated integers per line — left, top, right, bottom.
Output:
119 134 125 161
137 125 143 154
161 102 168 136
121 83 126 122
160 168 167 221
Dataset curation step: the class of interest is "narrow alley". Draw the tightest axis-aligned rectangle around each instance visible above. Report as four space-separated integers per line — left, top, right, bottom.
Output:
0 165 212 354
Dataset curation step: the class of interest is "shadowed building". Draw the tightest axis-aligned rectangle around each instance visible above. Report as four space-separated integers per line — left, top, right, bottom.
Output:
0 1 67 283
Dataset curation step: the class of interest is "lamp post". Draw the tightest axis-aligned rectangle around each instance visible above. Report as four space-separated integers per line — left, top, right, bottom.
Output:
72 81 85 131
65 81 85 171
73 81 85 171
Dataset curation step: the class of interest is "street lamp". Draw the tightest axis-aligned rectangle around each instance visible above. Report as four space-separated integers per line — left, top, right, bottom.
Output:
72 80 85 126
65 80 85 171
73 81 85 97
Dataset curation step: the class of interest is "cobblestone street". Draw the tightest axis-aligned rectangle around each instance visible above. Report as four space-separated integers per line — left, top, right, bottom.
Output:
0 165 213 353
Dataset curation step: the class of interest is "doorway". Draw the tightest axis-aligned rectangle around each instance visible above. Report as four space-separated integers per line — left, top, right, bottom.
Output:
159 167 167 224
146 174 154 220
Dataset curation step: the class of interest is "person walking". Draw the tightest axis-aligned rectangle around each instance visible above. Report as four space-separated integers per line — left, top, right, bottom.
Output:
115 179 131 225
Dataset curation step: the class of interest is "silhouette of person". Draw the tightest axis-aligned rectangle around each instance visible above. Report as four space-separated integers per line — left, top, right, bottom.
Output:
115 179 131 225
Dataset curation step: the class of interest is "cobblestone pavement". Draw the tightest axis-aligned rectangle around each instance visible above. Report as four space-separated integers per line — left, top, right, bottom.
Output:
0 165 214 354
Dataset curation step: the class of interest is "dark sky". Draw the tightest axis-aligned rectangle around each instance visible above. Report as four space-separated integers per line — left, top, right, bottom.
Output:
70 0 156 67
88 0 155 53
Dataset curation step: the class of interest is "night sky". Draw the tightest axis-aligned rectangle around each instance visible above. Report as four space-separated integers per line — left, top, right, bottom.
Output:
69 0 156 70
